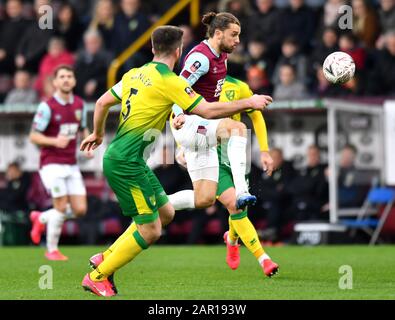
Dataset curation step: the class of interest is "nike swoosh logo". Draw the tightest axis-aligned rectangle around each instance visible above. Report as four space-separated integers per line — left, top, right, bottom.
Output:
93 284 107 296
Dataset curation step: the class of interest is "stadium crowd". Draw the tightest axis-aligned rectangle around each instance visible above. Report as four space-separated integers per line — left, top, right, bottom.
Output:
0 0 395 103
0 0 393 244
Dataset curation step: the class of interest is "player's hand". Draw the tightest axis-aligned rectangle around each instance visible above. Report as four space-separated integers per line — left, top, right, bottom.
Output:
83 149 94 159
80 133 103 152
172 114 185 130
249 94 273 110
261 151 274 176
55 135 70 149
175 147 187 168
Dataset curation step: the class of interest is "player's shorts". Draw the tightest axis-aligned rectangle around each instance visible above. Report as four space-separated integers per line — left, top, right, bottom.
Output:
185 146 219 182
171 114 221 182
103 156 168 224
39 164 86 198
216 144 249 197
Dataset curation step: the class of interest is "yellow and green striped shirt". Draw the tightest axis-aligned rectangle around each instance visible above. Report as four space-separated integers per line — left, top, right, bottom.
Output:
107 61 203 161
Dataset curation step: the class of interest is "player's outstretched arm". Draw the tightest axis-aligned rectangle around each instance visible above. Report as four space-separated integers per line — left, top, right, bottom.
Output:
80 90 119 152
191 94 273 119
247 110 274 176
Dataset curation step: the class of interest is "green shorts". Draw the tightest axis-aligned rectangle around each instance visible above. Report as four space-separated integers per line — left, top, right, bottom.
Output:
103 156 168 224
216 143 249 197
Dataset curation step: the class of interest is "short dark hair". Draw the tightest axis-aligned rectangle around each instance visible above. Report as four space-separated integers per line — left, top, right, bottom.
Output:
202 12 240 38
151 26 184 56
343 143 358 154
53 64 75 78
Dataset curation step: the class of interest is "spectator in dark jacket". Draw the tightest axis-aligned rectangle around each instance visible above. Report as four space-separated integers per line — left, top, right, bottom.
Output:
74 29 112 101
288 145 328 221
53 2 84 52
87 0 116 52
250 148 296 242
247 0 282 56
0 0 31 74
15 0 53 73
279 0 316 52
309 27 339 81
113 0 150 69
0 162 30 212
368 31 395 96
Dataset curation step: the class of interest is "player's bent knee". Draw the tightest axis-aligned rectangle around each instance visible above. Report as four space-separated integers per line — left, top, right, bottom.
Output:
73 207 87 217
195 196 216 209
228 121 246 136
160 207 175 227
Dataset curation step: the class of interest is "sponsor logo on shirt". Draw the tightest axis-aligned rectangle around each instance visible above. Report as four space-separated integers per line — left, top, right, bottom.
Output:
75 110 82 121
190 60 201 72
185 87 196 98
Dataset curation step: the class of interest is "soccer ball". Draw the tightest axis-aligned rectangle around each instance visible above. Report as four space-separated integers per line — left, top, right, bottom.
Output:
322 51 355 84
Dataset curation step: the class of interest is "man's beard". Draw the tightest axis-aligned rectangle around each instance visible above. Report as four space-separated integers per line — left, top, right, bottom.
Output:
60 87 72 94
219 41 234 54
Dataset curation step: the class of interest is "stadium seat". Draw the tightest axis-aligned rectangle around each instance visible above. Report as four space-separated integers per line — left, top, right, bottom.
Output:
340 187 395 245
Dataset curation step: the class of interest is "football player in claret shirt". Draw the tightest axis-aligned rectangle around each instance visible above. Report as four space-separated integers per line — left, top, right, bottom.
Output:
79 25 271 296
29 65 92 261
169 13 279 278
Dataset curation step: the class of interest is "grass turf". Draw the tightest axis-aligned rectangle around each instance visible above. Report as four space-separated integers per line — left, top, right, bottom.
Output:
0 245 394 300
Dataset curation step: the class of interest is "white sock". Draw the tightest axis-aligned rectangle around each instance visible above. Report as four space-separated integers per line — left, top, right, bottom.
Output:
168 190 195 210
39 208 56 224
227 233 238 246
258 253 271 265
227 136 248 196
46 210 65 253
64 204 76 220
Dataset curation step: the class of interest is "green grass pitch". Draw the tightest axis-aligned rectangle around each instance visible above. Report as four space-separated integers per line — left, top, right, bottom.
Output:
0 245 394 300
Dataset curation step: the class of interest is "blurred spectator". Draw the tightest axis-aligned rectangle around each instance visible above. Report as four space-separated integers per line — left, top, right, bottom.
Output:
279 0 316 52
227 44 249 79
74 29 112 101
4 70 37 104
352 0 380 49
309 27 339 78
288 145 328 221
41 75 55 101
0 0 30 75
246 65 271 94
0 162 30 213
250 148 295 242
368 31 395 96
217 0 252 43
272 37 307 85
113 0 151 69
379 0 395 33
53 2 84 52
246 36 276 80
336 144 366 207
313 67 354 97
178 24 198 70
15 0 54 73
34 37 75 97
273 63 308 100
247 0 281 54
320 0 346 29
376 0 395 49
339 32 366 70
88 0 115 52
